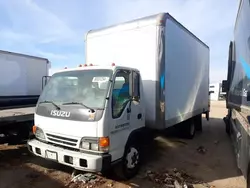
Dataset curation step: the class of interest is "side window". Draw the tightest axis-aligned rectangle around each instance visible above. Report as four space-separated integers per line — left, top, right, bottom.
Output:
112 70 131 118
132 71 140 100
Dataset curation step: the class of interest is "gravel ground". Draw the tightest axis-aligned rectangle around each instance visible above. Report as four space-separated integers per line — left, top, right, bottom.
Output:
0 101 246 188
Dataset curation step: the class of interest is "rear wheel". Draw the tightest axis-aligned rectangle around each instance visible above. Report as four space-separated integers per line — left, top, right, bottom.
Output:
225 117 231 135
225 109 232 135
194 114 202 131
184 119 196 139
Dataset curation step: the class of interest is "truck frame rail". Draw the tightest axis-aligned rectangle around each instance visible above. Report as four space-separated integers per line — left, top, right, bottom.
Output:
0 107 35 125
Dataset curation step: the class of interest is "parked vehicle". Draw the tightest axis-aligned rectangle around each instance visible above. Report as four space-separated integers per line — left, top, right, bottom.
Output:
209 83 226 101
222 0 250 187
0 50 50 141
27 13 210 179
0 50 50 108
0 107 35 142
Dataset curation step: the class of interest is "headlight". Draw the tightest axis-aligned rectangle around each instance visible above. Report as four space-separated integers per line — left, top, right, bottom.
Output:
32 125 45 140
90 143 99 151
80 137 109 153
81 141 91 150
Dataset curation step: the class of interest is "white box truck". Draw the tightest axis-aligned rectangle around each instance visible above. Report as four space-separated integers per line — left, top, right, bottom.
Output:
0 50 50 108
0 50 50 142
27 13 210 179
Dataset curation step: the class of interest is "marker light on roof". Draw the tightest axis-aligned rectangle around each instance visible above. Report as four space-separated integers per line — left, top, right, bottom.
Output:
64 66 67 69
111 63 115 66
84 64 87 67
89 63 93 66
79 64 82 67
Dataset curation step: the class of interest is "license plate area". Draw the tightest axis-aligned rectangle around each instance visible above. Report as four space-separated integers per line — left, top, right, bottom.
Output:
45 150 58 161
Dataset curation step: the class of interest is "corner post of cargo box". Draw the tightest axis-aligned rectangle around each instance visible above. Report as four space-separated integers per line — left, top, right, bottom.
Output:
154 13 169 130
84 30 92 65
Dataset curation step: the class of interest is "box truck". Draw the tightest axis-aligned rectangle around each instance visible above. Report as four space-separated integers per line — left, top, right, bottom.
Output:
222 0 250 187
28 13 210 179
0 50 50 108
0 50 50 141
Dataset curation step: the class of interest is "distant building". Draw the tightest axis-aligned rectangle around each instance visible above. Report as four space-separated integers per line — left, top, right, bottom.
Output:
209 82 226 101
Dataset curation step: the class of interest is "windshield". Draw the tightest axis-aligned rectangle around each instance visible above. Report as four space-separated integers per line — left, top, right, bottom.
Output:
38 69 113 109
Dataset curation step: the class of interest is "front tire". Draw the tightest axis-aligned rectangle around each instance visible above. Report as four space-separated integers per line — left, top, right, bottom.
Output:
114 142 141 180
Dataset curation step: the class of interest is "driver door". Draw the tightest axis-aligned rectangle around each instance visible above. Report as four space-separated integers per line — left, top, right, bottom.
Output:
109 69 142 162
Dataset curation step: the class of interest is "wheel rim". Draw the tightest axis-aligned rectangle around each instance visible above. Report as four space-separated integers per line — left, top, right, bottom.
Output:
126 147 139 169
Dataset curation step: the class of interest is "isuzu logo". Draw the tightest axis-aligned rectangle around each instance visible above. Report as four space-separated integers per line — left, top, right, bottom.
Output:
50 110 71 117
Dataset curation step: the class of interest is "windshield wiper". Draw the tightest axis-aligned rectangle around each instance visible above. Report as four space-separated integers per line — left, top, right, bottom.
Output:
62 102 95 112
39 100 61 110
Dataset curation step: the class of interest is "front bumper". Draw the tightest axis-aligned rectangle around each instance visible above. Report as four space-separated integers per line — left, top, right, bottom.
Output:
27 139 111 172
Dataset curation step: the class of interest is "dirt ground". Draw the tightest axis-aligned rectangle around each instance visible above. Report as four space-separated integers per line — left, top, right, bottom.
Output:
0 101 246 188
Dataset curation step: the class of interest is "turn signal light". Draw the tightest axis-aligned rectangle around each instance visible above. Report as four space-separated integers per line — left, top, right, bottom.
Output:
32 125 37 134
99 137 110 148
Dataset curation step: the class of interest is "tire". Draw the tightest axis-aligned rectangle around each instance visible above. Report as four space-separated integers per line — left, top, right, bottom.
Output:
194 114 202 132
184 119 196 139
225 118 231 135
224 110 232 135
247 170 250 188
114 142 141 180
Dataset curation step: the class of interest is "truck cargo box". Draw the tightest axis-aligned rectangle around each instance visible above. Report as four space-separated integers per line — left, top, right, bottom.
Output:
0 50 50 108
85 13 210 130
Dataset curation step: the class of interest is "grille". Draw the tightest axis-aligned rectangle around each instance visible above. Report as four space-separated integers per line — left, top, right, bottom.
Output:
46 133 78 147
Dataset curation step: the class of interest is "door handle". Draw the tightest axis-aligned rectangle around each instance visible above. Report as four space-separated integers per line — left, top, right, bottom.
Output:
137 113 142 119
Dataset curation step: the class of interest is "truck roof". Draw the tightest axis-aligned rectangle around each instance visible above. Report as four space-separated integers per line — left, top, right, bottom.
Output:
85 12 209 49
0 50 49 62
54 65 140 74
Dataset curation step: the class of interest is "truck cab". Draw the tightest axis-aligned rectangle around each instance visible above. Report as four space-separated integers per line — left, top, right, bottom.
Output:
28 64 145 179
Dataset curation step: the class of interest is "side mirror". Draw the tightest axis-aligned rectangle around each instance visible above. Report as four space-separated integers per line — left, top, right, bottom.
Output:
42 76 51 90
222 80 228 93
129 72 133 97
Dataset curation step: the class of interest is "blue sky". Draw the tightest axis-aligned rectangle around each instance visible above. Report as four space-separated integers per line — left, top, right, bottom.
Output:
0 0 239 83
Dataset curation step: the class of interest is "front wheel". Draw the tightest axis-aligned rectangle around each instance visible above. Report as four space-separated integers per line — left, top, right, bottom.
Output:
114 142 141 180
